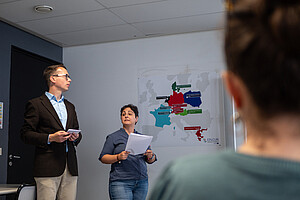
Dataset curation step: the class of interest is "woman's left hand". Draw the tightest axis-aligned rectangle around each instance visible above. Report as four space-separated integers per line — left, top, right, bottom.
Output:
144 150 154 160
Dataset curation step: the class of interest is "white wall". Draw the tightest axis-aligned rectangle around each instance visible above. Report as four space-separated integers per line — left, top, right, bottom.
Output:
63 30 232 200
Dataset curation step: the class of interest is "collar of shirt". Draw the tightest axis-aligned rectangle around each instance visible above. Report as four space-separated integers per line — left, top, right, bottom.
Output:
45 91 65 102
45 91 67 130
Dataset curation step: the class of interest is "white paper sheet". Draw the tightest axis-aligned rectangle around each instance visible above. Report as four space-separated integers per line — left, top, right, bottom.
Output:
125 133 153 155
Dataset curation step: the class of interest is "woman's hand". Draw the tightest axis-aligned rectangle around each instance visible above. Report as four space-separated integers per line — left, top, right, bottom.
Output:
118 151 130 161
144 150 155 161
101 151 130 164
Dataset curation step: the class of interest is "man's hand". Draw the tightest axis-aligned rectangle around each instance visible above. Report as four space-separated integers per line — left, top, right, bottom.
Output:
69 133 79 141
49 131 70 143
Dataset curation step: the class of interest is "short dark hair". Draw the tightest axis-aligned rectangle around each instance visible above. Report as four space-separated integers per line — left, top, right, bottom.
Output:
225 0 300 117
120 104 139 117
43 64 67 87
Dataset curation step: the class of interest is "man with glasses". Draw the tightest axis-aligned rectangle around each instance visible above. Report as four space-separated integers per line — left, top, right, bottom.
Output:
21 64 82 200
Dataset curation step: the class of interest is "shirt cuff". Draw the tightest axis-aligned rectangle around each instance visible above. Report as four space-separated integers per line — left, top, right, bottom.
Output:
47 135 51 144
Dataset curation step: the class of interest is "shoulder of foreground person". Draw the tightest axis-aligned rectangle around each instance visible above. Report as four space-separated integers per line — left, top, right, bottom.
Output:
149 150 300 200
149 151 234 200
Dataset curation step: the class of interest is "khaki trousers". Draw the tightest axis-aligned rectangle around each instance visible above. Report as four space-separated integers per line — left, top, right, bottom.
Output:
34 164 78 200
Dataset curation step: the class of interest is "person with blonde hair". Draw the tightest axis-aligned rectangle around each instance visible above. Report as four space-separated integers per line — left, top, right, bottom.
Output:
21 64 82 200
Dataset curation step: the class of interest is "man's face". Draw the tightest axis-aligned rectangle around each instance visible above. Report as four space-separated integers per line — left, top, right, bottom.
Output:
52 67 71 92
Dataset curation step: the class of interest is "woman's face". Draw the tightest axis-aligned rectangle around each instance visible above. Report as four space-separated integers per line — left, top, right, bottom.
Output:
121 107 138 126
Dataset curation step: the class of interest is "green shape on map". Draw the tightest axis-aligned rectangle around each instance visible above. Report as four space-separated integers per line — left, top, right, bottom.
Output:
175 109 202 116
188 109 202 114
172 82 191 92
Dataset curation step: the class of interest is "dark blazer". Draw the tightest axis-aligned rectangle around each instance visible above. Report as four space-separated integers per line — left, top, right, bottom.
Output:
20 94 82 177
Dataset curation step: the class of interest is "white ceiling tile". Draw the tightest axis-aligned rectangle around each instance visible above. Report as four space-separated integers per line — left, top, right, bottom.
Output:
0 0 226 46
111 0 224 23
0 0 19 4
17 9 125 35
46 24 145 46
134 13 224 35
0 0 104 22
96 0 166 8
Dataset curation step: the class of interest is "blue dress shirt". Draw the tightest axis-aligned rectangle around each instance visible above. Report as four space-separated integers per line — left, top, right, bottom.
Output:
45 92 67 129
45 92 68 151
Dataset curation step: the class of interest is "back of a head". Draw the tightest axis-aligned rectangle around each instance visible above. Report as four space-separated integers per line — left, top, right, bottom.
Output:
225 0 300 118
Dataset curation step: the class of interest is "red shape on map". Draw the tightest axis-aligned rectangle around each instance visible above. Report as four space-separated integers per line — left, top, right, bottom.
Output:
168 91 184 107
171 103 187 114
172 107 184 114
184 126 208 141
172 103 187 108
184 126 201 130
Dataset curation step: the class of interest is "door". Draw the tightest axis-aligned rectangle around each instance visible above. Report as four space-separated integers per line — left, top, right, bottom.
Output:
7 46 60 183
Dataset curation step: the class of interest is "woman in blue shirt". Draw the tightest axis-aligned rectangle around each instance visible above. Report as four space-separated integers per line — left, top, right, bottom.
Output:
99 104 157 200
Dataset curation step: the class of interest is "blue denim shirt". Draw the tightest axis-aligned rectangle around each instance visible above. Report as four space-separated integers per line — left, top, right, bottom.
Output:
100 128 155 182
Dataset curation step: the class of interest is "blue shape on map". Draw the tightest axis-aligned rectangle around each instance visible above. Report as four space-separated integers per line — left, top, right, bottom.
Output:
183 91 202 107
150 104 172 128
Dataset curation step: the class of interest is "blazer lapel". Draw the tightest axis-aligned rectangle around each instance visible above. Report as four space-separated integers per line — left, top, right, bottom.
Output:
40 94 64 129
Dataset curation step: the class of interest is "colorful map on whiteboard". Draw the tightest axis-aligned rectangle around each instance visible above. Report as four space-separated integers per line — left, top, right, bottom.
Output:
138 72 224 147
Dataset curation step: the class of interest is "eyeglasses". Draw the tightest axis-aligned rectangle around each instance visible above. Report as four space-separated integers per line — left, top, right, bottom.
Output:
52 74 71 80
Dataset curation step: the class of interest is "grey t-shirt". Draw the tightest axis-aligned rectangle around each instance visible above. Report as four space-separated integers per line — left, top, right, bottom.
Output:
150 150 300 200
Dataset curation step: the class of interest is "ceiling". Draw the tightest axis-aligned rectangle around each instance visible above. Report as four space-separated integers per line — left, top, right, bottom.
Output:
0 0 225 47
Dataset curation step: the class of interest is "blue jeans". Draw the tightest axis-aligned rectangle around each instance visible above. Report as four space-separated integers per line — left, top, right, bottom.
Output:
109 179 148 200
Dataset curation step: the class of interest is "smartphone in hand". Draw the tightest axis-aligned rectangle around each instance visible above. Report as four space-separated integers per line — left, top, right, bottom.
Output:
67 129 81 135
